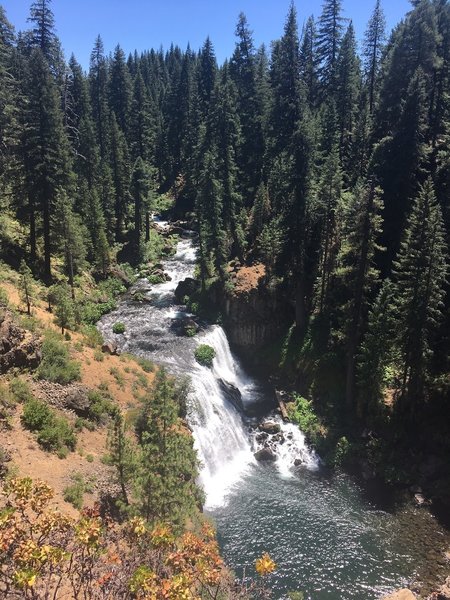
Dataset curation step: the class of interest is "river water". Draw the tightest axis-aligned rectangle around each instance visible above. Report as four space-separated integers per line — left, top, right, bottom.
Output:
98 229 449 600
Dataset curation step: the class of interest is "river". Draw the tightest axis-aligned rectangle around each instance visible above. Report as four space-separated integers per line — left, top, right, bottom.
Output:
98 228 449 600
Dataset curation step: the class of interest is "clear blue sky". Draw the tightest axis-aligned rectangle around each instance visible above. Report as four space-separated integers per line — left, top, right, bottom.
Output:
1 0 412 69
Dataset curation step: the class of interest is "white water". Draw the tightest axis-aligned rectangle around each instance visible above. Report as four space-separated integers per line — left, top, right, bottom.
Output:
98 232 318 508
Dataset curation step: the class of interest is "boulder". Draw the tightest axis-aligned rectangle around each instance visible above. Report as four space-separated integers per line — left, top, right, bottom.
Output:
256 432 268 443
258 421 281 435
174 277 200 304
254 447 277 462
64 387 91 416
294 458 303 467
382 590 416 600
219 379 244 412
437 577 450 599
414 493 431 507
0 312 41 373
182 318 199 336
102 342 118 355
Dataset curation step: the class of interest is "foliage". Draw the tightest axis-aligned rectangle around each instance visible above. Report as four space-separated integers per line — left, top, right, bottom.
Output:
63 473 95 509
81 324 104 348
9 378 34 404
21 398 76 455
86 389 116 424
37 334 81 385
112 322 126 334
194 344 216 368
0 476 267 598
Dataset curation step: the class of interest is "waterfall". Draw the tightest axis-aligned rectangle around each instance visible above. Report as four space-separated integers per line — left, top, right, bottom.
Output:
97 232 318 509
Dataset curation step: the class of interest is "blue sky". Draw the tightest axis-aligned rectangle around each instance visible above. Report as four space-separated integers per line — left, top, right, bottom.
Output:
2 0 412 69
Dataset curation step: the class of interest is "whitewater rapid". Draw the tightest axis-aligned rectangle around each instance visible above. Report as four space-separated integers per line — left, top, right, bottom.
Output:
97 230 318 508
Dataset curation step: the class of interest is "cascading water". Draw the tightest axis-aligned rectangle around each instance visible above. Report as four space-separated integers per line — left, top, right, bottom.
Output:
98 229 316 508
97 226 450 599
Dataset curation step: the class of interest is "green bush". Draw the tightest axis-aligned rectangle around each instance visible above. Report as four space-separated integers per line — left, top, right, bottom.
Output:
94 348 104 362
63 473 94 509
21 399 53 432
9 378 34 404
333 436 353 467
81 324 104 348
22 398 76 455
112 322 126 334
86 390 116 424
37 418 76 452
80 300 117 325
194 344 216 368
37 335 81 384
137 357 154 373
147 274 165 285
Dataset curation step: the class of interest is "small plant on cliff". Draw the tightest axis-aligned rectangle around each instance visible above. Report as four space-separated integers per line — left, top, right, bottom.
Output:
194 344 216 368
37 333 81 384
112 321 126 334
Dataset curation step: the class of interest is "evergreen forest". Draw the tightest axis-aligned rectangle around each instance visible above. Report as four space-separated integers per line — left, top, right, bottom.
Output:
0 0 449 503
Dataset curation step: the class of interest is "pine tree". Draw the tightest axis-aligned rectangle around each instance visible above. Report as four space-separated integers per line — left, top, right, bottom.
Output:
19 260 34 315
109 44 132 135
107 410 136 507
27 0 59 70
391 178 447 415
53 193 87 298
363 0 386 113
135 370 201 527
316 0 344 95
22 48 72 283
335 22 361 177
300 16 319 108
130 157 149 263
230 13 265 202
89 36 110 158
109 113 131 240
269 4 302 155
198 37 217 118
53 282 75 334
357 279 394 423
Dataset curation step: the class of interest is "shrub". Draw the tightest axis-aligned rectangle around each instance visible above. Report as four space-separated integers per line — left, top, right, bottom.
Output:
86 390 116 424
37 418 76 453
137 357 154 373
80 300 117 325
63 473 94 509
37 335 81 385
147 274 164 285
112 322 126 334
9 378 34 404
194 344 216 368
81 324 104 348
21 399 53 432
93 348 104 362
22 398 76 455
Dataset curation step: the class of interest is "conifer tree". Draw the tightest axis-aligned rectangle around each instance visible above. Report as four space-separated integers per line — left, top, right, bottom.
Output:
22 48 72 283
391 179 447 415
109 44 132 135
316 0 344 95
230 13 265 202
357 279 394 422
53 193 87 298
19 260 34 316
130 157 149 263
300 16 319 108
107 410 136 507
89 35 110 158
135 370 201 527
363 0 386 113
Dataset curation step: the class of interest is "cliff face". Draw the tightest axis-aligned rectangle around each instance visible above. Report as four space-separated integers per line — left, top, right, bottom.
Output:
219 265 294 360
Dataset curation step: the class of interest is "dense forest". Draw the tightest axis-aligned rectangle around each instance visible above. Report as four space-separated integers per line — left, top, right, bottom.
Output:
0 0 449 494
